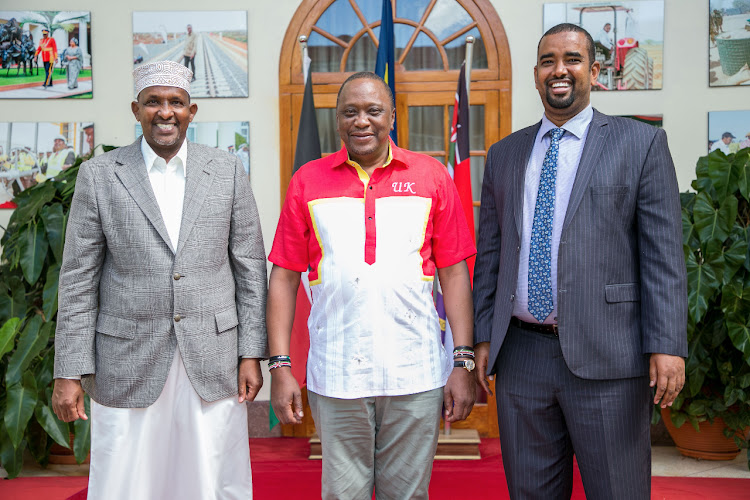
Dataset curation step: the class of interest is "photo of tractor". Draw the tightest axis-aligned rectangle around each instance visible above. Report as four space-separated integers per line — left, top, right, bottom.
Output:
544 1 664 91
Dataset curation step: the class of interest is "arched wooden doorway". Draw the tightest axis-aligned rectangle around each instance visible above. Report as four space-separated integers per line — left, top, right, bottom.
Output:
278 0 511 438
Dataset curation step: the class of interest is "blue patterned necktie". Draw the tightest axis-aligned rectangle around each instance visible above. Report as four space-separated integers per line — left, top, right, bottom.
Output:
528 127 564 323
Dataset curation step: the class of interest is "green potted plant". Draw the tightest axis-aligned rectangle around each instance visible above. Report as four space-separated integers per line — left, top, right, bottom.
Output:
0 151 113 478
663 148 750 469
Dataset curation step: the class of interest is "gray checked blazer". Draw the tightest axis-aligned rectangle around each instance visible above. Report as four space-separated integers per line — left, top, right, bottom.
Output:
473 110 688 380
54 138 268 407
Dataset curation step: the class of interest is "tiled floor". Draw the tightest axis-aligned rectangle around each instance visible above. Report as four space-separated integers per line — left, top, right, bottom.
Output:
3 445 749 480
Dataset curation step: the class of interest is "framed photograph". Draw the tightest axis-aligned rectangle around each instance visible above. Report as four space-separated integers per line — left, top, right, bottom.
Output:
132 11 248 98
709 2 750 86
0 122 94 206
620 114 663 128
136 121 250 175
543 1 664 91
708 110 750 154
0 11 92 99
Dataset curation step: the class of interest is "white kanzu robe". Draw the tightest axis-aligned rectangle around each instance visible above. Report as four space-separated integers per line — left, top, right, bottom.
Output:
86 140 252 499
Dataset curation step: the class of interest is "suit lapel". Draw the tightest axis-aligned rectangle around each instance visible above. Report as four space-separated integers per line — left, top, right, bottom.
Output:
114 139 175 253
513 122 542 237
175 142 216 255
562 110 609 232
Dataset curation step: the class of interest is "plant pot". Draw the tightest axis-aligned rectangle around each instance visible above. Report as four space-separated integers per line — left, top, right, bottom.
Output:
661 408 741 461
49 433 90 465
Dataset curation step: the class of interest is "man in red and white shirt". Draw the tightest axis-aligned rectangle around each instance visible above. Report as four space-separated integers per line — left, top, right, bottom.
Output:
268 72 476 499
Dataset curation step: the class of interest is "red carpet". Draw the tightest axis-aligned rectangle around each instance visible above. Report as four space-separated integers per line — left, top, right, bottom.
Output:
0 438 747 499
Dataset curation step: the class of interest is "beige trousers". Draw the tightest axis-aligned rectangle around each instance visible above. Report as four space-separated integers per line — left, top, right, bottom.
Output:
309 387 443 500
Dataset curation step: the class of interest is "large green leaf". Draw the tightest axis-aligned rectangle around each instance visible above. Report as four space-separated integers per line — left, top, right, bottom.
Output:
0 317 21 358
721 237 748 284
18 222 49 285
34 348 55 393
0 425 24 479
692 156 713 194
685 321 713 396
0 276 27 322
73 395 91 464
34 402 71 449
5 316 51 386
5 370 39 448
734 149 750 201
681 209 700 250
42 262 61 321
26 417 51 467
686 251 721 324
708 150 738 199
693 192 737 244
726 315 750 363
721 282 750 317
40 204 66 263
9 182 56 227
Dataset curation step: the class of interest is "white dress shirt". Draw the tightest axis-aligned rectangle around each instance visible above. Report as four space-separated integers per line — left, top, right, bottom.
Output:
140 138 187 250
513 105 593 324
596 29 613 50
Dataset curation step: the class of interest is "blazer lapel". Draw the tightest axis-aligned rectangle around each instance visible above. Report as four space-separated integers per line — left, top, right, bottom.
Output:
114 139 175 253
562 110 609 232
514 121 542 237
175 142 216 255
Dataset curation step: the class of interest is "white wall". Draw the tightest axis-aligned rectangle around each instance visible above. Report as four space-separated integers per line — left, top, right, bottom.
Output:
0 0 740 399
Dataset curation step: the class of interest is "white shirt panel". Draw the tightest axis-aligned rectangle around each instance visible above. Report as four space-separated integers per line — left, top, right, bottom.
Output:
513 106 593 324
140 138 187 250
306 196 450 399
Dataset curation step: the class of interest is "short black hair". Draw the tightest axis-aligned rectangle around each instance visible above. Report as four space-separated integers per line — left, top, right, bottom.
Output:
538 23 595 67
336 72 394 110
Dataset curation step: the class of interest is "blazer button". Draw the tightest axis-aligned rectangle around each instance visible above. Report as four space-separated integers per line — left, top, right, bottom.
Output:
173 272 181 280
510 294 515 302
174 314 181 322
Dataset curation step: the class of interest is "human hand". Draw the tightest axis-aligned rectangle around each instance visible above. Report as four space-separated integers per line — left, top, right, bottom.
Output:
270 368 303 424
238 358 263 403
52 379 88 422
444 367 476 422
474 342 492 396
649 353 685 408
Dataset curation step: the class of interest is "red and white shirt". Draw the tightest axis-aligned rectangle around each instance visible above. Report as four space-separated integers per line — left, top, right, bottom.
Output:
269 140 475 398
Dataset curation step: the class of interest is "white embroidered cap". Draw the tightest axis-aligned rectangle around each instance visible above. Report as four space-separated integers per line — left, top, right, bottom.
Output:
133 60 192 98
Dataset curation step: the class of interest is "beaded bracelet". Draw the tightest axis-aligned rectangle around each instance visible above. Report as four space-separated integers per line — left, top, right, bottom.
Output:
453 346 475 359
269 355 291 362
268 360 292 370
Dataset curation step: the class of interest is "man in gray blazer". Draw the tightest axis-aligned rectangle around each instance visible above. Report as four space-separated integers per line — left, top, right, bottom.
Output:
51 61 267 499
473 25 687 499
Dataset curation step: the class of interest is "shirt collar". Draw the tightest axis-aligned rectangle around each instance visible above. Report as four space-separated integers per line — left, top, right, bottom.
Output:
332 137 404 169
140 136 188 175
539 104 593 141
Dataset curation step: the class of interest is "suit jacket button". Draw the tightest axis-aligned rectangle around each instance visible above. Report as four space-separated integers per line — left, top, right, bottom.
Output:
173 272 181 280
174 314 181 322
510 294 515 302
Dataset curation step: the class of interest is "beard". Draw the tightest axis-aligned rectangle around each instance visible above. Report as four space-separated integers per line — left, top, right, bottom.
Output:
544 75 579 109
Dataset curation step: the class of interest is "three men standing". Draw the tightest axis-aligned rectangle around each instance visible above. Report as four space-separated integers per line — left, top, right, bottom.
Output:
473 24 687 499
268 72 476 500
52 61 267 499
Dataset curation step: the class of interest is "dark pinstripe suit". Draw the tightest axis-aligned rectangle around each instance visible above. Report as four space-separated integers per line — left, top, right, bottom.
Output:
473 110 687 499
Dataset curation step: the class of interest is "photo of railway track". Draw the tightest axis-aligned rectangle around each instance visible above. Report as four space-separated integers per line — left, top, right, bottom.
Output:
132 11 248 98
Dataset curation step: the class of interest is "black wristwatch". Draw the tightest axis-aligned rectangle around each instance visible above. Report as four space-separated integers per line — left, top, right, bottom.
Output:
454 359 475 372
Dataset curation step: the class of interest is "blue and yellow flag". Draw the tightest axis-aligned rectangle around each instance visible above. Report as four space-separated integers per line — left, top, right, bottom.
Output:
375 0 397 145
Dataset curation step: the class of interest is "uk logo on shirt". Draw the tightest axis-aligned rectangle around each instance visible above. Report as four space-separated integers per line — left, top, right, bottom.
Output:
392 181 416 194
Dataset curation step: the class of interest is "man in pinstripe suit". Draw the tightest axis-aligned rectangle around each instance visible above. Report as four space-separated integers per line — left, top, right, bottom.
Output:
473 25 687 499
